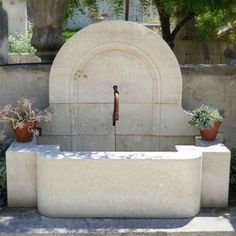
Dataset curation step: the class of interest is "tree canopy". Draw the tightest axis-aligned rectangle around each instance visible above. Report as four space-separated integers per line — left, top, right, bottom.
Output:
65 0 123 21
140 0 236 48
64 0 236 49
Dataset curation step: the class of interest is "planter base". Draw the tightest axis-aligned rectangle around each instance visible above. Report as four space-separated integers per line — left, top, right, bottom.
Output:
13 122 36 143
200 122 221 141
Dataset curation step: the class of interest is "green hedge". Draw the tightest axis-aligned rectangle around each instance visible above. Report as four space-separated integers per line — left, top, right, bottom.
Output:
63 28 82 41
231 148 236 185
8 29 36 54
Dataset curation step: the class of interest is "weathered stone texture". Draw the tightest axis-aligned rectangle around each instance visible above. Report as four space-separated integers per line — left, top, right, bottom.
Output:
46 21 197 151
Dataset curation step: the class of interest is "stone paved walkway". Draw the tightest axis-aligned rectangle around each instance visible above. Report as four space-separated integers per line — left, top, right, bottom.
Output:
0 208 236 235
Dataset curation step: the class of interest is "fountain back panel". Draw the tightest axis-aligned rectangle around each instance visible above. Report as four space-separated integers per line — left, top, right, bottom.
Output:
37 20 197 151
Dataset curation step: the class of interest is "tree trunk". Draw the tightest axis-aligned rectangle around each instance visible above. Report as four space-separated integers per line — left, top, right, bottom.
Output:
158 8 194 50
202 39 210 64
158 10 174 49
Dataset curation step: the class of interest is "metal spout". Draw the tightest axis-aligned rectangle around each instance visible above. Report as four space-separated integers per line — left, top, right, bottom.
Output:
113 85 119 126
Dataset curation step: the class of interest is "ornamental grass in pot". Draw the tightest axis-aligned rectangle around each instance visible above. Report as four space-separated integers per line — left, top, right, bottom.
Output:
188 105 224 141
0 98 51 143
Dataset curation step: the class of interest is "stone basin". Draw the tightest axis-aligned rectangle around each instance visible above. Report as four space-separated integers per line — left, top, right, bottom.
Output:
37 151 201 218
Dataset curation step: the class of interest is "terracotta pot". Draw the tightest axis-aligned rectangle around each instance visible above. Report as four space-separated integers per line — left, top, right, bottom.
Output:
200 122 221 141
12 122 36 143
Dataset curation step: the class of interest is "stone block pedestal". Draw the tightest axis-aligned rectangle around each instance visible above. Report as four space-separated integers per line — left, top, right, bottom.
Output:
176 137 231 208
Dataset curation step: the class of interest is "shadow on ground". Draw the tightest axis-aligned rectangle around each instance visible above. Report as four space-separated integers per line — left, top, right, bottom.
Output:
0 208 192 233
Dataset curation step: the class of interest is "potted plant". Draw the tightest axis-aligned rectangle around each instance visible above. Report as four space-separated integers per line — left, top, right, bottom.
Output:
188 104 224 141
0 98 51 142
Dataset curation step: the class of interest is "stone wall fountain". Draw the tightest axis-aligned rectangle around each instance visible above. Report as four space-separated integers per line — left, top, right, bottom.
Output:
38 20 197 151
6 21 230 219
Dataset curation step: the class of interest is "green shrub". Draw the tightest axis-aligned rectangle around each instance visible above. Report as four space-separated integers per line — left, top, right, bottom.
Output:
0 157 6 197
0 140 10 196
0 130 10 206
188 105 224 130
63 28 81 41
230 148 236 185
0 150 7 206
8 29 36 54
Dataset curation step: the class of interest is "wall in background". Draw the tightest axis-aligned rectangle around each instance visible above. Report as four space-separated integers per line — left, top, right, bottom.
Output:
0 64 235 147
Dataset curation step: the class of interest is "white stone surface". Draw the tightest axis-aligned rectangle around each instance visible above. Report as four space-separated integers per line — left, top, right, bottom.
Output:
176 140 231 208
46 21 198 151
39 103 71 135
76 49 154 104
37 151 201 218
116 104 155 135
116 135 160 151
72 135 115 151
37 136 72 151
116 135 194 151
160 104 197 136
74 104 114 135
159 136 194 151
50 21 180 104
6 141 59 207
6 140 230 217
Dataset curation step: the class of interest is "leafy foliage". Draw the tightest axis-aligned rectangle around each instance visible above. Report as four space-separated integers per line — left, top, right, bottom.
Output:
194 9 225 42
0 98 51 129
140 0 236 48
0 143 7 158
8 29 36 54
188 105 224 130
0 157 6 199
220 5 236 43
63 28 81 41
64 0 124 22
0 130 10 207
231 148 236 185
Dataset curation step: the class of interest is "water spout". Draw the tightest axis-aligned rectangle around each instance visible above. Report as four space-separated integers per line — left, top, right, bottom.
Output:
113 85 119 126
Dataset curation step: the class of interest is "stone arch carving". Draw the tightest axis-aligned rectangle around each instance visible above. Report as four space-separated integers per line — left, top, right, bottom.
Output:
50 20 182 105
70 42 161 104
41 20 197 151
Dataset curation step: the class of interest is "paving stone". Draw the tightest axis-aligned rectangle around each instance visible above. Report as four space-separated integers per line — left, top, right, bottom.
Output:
0 208 236 235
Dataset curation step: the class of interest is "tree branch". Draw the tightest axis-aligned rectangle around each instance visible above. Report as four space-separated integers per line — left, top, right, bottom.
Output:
158 9 172 46
171 12 195 40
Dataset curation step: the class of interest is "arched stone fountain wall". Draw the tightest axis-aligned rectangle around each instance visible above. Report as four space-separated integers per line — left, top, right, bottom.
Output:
38 20 197 151
6 23 230 216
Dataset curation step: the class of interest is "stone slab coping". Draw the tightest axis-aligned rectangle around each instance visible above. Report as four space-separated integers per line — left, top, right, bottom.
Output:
176 142 230 154
195 136 229 149
0 208 235 235
176 145 230 153
38 151 202 160
7 140 202 160
7 141 60 153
